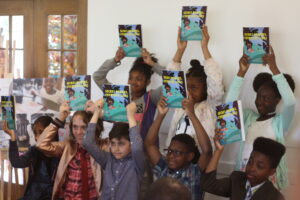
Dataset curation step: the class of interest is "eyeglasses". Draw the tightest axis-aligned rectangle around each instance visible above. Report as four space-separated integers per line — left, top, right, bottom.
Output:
163 149 188 156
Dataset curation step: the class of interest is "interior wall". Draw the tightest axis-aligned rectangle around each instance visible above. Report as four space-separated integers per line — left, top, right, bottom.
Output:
87 0 300 184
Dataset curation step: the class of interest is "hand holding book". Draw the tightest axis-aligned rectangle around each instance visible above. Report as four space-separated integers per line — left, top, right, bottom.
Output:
213 128 225 152
2 121 16 141
237 54 250 77
262 45 280 75
157 96 169 116
114 47 125 63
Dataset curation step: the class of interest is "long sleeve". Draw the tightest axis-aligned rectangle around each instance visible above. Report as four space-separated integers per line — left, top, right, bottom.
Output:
83 123 109 168
151 63 165 76
272 73 296 134
129 126 145 176
204 58 224 106
93 58 119 90
9 140 33 168
36 123 65 157
225 75 244 103
200 170 231 197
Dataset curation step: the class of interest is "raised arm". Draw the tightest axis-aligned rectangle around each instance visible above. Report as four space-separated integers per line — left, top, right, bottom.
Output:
36 102 70 157
142 48 165 76
145 97 169 165
182 96 212 171
201 25 211 60
93 47 125 89
83 99 109 167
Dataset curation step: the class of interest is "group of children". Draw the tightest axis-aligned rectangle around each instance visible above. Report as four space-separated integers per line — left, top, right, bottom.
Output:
2 26 295 200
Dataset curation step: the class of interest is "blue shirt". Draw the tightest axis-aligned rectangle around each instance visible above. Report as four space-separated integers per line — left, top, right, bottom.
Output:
153 157 203 200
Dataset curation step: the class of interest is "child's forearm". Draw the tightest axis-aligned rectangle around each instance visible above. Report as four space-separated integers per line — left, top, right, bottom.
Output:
128 114 137 128
202 45 212 60
145 113 165 145
173 49 185 63
206 149 223 173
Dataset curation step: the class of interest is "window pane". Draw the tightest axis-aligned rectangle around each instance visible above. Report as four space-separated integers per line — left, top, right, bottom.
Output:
63 51 77 76
48 51 61 77
12 50 24 78
0 49 9 78
12 16 24 49
0 16 9 48
48 15 61 49
63 15 77 50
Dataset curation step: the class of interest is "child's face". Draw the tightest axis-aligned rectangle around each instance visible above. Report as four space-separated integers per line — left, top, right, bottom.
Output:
166 140 193 171
44 78 55 94
72 115 87 146
245 151 276 187
33 122 45 142
165 86 171 92
128 71 149 95
255 85 280 116
110 137 131 159
187 77 206 103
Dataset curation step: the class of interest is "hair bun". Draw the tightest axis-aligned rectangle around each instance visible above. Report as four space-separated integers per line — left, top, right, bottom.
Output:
190 59 202 68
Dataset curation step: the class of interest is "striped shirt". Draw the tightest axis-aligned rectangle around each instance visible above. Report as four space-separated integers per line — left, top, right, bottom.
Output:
58 147 98 200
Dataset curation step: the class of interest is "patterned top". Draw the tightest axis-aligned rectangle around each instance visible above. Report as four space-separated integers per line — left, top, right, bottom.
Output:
58 147 98 200
153 157 203 200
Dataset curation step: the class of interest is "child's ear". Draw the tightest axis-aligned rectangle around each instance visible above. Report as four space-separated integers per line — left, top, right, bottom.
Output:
269 168 276 176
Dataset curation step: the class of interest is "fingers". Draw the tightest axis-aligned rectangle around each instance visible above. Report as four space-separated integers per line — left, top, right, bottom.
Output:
177 26 181 40
269 44 274 55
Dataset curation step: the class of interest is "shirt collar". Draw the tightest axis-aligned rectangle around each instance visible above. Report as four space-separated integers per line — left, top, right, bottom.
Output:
245 180 265 195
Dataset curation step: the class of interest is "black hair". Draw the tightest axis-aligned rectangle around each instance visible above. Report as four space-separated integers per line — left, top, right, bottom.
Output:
184 18 190 24
143 177 191 200
245 40 253 46
218 119 226 125
186 59 208 100
129 55 157 81
106 96 114 103
171 134 200 164
109 123 130 141
69 111 104 146
33 115 53 128
68 88 75 95
120 35 128 42
253 137 286 169
253 73 295 99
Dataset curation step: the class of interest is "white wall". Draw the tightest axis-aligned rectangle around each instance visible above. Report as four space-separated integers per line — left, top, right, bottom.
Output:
88 0 300 197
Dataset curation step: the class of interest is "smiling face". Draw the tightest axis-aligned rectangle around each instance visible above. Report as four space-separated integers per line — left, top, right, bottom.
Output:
110 137 131 159
245 151 276 187
128 70 149 97
166 140 194 171
255 84 280 116
187 77 206 103
71 114 87 146
44 78 56 94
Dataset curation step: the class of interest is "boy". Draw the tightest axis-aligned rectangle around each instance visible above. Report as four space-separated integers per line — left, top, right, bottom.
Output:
201 135 285 200
83 100 145 200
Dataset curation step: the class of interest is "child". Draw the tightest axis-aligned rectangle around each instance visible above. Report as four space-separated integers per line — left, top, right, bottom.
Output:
40 77 64 104
83 100 145 200
93 47 164 140
36 101 105 199
145 96 212 200
3 116 59 200
201 135 285 200
226 47 296 189
166 25 224 148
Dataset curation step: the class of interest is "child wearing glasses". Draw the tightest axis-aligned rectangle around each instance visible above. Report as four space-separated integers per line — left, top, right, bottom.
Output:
145 96 212 200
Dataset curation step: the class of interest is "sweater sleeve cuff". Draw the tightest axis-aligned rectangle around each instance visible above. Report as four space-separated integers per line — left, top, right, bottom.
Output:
272 73 284 81
52 118 65 128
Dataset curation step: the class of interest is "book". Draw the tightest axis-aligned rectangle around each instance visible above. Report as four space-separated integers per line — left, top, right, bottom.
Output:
243 27 269 64
64 75 91 111
181 6 207 41
215 100 245 145
1 96 16 130
162 70 187 108
103 84 130 122
118 24 142 57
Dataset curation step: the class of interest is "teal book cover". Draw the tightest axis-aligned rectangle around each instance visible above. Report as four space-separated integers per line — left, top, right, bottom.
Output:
243 27 269 64
215 100 245 145
1 96 16 130
64 75 91 111
162 70 187 108
181 6 207 41
118 24 142 57
103 84 130 122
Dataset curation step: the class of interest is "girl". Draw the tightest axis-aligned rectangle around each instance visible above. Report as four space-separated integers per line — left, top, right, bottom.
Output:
226 47 296 190
166 26 224 148
93 48 164 140
3 116 59 200
145 96 212 200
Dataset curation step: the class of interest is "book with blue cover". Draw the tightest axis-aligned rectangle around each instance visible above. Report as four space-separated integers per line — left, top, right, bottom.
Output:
1 96 16 130
215 100 245 145
64 75 91 111
162 70 187 108
243 27 269 64
181 6 207 41
103 84 130 122
118 24 142 57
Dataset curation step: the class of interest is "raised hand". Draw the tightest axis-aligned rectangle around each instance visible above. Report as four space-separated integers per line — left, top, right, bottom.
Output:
59 101 71 121
85 100 96 113
114 47 125 62
201 25 210 48
213 128 225 151
177 27 187 51
2 121 16 141
157 96 169 115
126 102 137 127
142 48 155 66
182 94 196 117
237 54 250 77
262 45 280 75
